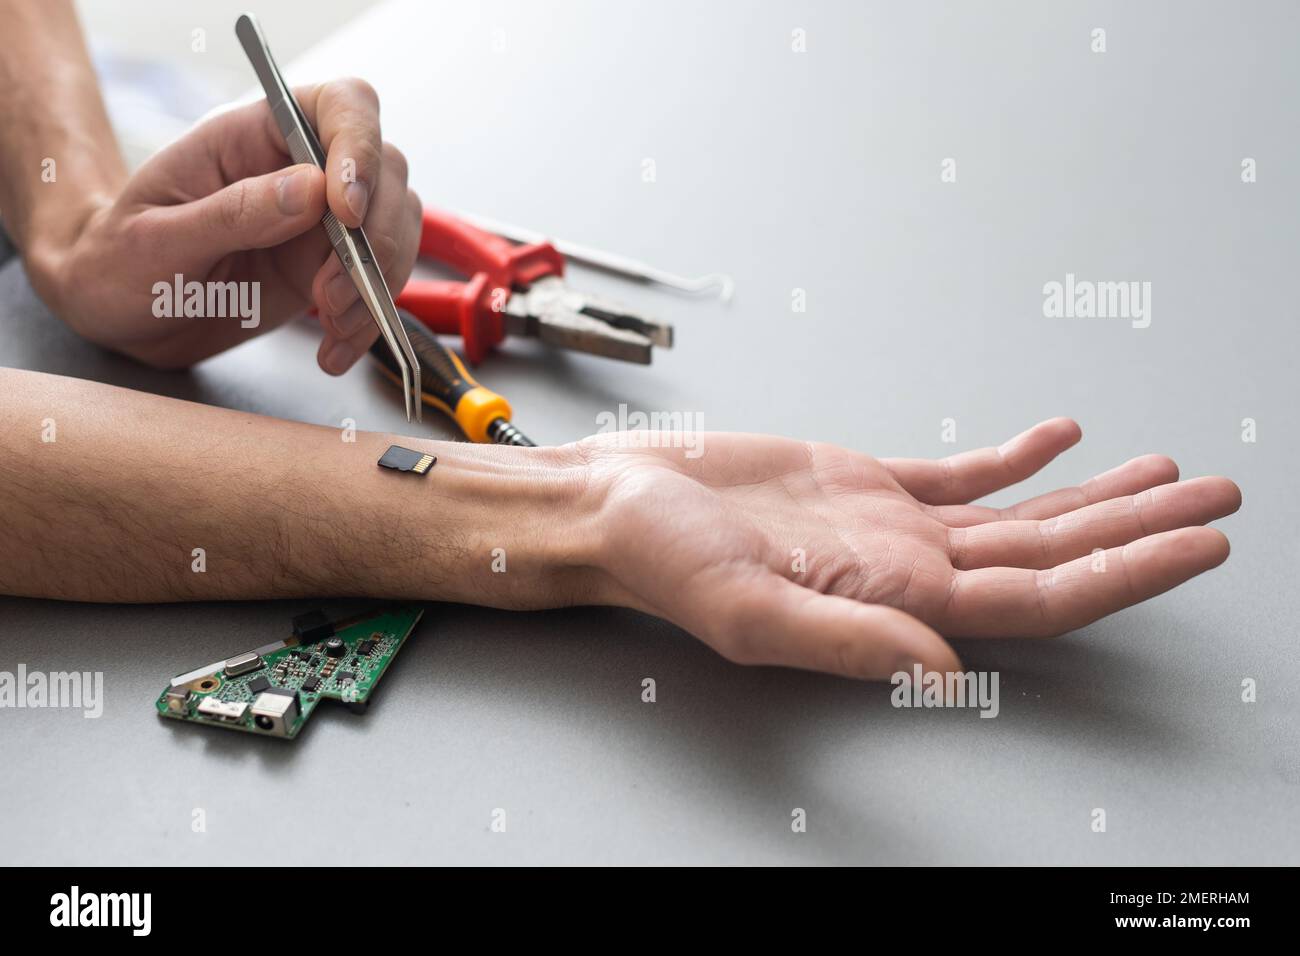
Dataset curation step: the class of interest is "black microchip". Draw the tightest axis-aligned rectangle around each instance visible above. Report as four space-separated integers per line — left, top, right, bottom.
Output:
248 676 271 695
303 676 321 692
292 604 377 644
338 671 355 683
357 640 374 656
291 609 335 644
378 445 436 476
308 656 321 668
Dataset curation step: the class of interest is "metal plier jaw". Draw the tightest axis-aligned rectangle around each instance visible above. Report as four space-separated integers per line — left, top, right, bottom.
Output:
398 208 675 365
502 277 673 365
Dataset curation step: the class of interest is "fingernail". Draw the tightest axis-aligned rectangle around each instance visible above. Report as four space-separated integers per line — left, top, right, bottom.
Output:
277 167 312 215
344 181 370 222
325 271 359 313
335 305 370 336
323 340 356 374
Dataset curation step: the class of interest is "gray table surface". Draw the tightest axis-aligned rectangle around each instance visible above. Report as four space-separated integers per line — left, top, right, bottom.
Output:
2 0 1296 865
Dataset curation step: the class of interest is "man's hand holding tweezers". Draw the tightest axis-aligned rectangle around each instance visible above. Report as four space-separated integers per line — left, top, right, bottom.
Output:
1 0 422 377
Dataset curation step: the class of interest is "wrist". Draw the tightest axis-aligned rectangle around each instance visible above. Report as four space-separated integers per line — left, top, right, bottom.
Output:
22 192 114 322
388 438 619 610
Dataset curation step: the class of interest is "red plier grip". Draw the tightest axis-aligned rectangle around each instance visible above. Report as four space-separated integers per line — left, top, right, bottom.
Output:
396 273 502 366
398 209 568 364
418 208 564 288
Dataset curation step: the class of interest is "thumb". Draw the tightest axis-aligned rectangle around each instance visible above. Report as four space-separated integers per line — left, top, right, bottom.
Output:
717 576 962 681
165 164 326 261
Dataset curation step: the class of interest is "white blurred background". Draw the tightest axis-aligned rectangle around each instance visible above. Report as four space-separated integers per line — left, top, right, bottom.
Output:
75 0 374 165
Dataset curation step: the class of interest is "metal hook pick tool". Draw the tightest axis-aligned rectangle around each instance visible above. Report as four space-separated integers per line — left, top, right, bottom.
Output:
236 12 422 423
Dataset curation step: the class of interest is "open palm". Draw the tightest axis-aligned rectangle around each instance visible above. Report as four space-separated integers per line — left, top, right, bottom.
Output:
586 419 1241 679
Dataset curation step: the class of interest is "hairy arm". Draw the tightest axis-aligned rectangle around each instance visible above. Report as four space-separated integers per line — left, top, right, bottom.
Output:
0 0 126 259
0 367 1240 681
0 368 605 607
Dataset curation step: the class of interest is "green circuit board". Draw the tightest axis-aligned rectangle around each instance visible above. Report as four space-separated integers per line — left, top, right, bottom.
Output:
156 604 425 740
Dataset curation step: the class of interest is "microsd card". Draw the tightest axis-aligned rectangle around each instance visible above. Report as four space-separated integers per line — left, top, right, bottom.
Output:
377 445 436 476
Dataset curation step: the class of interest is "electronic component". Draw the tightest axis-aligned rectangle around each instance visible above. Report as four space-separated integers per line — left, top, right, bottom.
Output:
250 689 300 737
291 604 384 647
223 651 263 678
377 444 435 475
292 609 334 644
324 637 346 658
357 639 375 656
156 605 425 740
197 698 248 722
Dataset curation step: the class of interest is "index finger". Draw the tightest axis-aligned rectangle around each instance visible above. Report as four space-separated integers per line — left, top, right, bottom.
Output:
883 418 1082 506
291 78 383 228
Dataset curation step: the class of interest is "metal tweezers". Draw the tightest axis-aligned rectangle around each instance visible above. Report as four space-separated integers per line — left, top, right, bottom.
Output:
236 13 421 422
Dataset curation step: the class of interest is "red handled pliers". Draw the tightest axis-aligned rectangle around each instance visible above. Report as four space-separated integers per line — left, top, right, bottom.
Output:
396 209 674 365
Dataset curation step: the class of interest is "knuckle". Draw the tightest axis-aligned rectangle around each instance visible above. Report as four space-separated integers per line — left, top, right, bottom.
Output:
938 456 957 496
1032 568 1054 628
715 631 760 666
342 139 383 179
122 211 167 260
370 231 400 271
831 638 862 677
1036 518 1057 566
338 75 379 107
216 181 252 233
397 229 420 278
1131 489 1156 535
713 599 765 666
946 526 966 568
382 142 408 181
407 189 424 231
312 260 340 304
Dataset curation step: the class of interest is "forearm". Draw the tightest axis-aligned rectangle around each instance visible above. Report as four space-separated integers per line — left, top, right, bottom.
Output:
0 368 610 606
0 1 125 259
